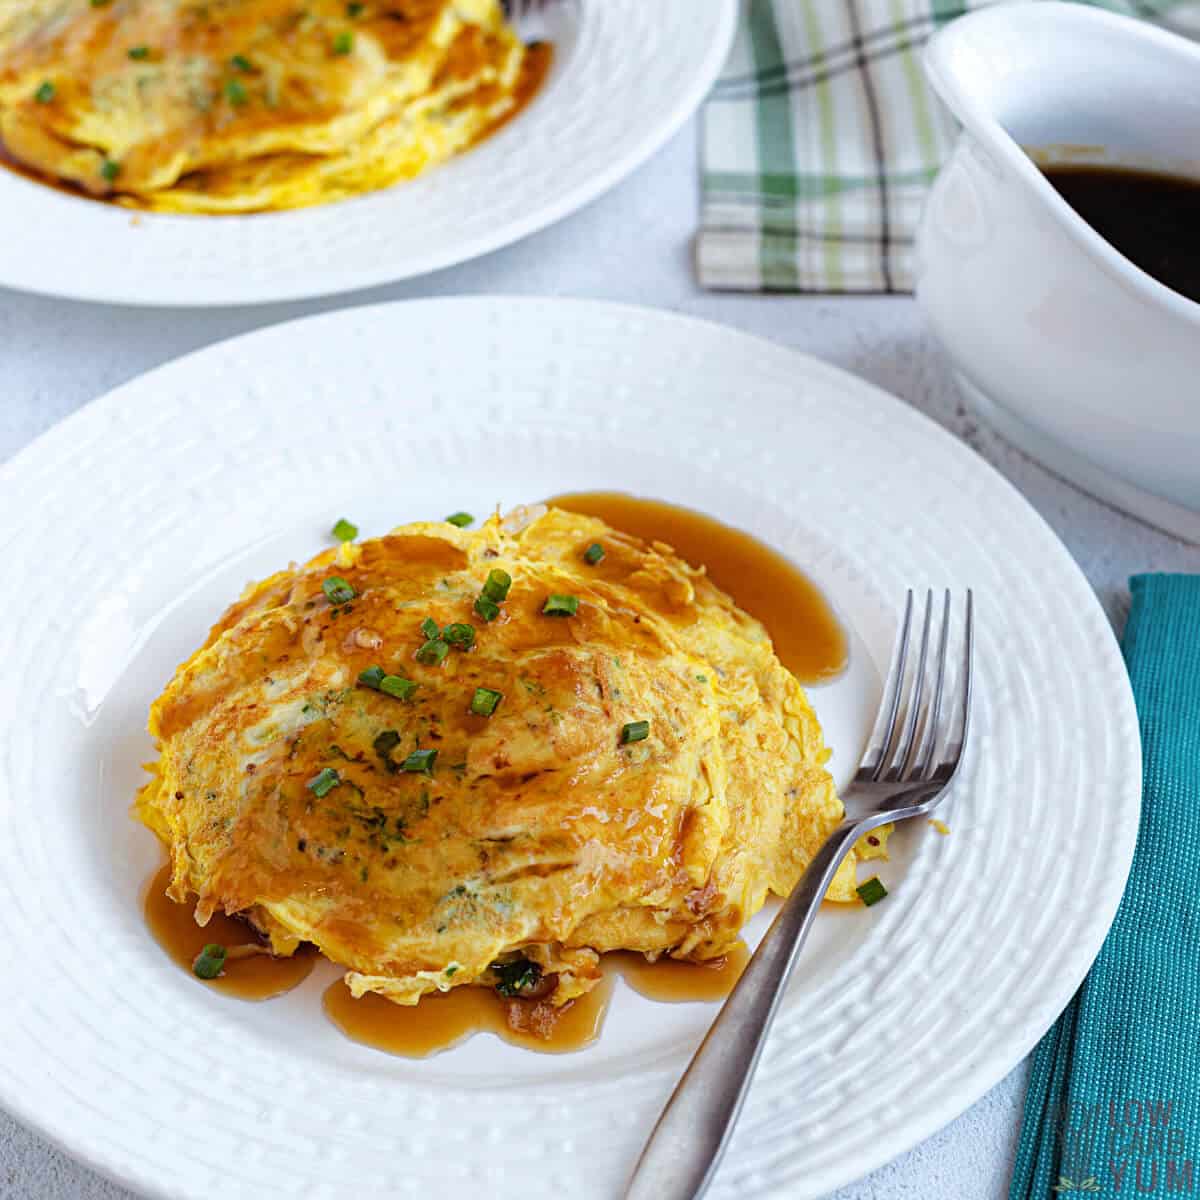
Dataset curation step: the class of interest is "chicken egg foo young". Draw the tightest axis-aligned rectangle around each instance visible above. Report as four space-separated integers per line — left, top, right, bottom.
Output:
0 0 542 213
136 506 862 1010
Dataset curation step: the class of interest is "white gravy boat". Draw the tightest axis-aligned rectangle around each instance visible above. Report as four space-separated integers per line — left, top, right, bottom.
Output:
917 2 1200 540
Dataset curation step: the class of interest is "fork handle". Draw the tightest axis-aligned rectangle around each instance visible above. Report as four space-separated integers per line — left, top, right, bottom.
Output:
624 817 871 1200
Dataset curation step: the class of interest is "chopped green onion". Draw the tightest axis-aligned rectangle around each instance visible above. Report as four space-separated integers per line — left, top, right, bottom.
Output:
856 876 888 907
224 78 248 106
331 517 358 542
346 0 365 14
492 957 542 997
620 720 650 745
542 594 579 617
332 30 354 54
127 45 150 60
373 729 401 760
90 0 110 7
323 576 355 605
470 687 503 717
380 674 418 700
307 767 341 797
402 748 437 774
583 542 605 565
34 81 55 103
420 616 440 641
230 53 254 72
474 596 500 622
100 159 121 182
192 944 227 980
416 639 449 666
445 512 474 528
481 569 512 603
442 623 476 650
358 665 385 689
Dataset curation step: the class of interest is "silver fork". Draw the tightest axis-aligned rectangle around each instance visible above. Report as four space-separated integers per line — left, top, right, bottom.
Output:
625 589 974 1200
502 0 568 41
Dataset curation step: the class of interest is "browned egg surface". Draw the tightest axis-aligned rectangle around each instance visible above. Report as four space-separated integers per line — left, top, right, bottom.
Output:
0 0 548 212
135 500 870 1055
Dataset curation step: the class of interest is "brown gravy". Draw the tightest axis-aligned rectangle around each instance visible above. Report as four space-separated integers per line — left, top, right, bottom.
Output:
1042 164 1200 304
548 491 847 683
612 942 749 1004
323 974 614 1058
143 863 316 1001
322 945 749 1059
147 863 750 1054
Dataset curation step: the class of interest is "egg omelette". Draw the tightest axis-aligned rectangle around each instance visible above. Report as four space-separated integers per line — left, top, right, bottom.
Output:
136 506 880 1009
0 0 535 213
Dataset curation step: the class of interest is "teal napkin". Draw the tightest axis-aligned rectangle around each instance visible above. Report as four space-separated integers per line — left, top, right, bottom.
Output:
1010 575 1200 1198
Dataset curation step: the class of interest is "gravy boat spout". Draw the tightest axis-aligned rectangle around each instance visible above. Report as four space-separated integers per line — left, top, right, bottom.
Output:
917 2 1200 538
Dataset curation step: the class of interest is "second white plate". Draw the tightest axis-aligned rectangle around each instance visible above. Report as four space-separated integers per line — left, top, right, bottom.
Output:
0 1 735 306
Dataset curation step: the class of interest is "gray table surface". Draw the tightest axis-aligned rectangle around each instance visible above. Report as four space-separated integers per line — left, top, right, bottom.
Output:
2 115 1196 1200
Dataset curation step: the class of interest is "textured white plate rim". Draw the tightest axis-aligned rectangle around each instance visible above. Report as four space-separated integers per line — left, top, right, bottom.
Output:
0 2 736 307
0 297 1142 1199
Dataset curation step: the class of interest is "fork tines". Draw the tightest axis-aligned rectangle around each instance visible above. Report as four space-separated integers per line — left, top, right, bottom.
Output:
858 589 973 786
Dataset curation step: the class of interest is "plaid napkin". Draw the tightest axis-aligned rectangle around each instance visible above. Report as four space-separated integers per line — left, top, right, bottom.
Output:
698 0 1190 293
1009 575 1200 1199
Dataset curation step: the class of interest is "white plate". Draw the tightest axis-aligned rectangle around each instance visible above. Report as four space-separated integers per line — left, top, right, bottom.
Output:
0 298 1140 1200
0 2 734 307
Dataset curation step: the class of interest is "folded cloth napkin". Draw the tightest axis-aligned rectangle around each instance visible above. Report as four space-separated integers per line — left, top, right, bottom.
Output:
1009 575 1200 1199
698 0 1189 293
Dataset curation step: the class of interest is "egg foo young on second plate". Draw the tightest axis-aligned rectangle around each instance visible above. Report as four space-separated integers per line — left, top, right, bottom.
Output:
0 0 538 213
136 506 874 1021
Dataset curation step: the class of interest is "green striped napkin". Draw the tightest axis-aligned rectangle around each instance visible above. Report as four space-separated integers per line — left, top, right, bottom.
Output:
1010 575 1200 1199
698 0 1190 293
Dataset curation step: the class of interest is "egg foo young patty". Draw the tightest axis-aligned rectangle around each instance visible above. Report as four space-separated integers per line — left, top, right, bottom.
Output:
135 507 862 1008
0 0 527 213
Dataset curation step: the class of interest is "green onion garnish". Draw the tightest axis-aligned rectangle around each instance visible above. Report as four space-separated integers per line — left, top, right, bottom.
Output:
224 78 248 106
542 594 579 617
323 576 355 605
470 687 503 717
332 30 354 54
442 623 476 649
358 665 385 689
347 1 365 14
192 944 227 980
307 767 341 797
620 720 650 744
230 53 254 72
856 876 888 907
583 543 605 565
380 674 418 700
90 0 110 7
34 81 55 103
127 45 150 60
445 512 474 528
474 596 500 622
416 639 449 666
402 748 437 774
331 517 358 542
482 569 512 603
373 729 401 759
420 616 440 641
100 159 121 182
